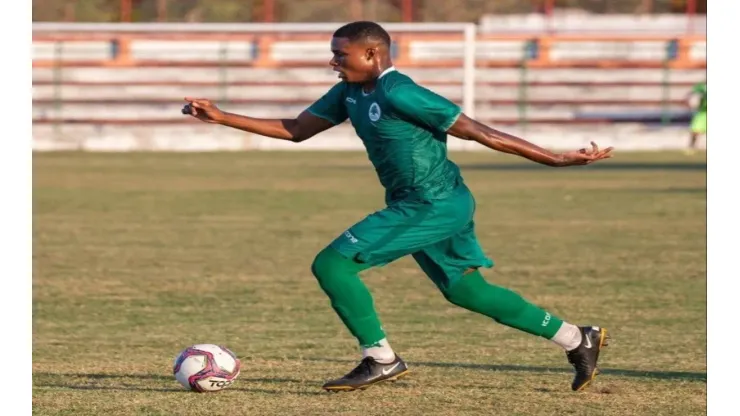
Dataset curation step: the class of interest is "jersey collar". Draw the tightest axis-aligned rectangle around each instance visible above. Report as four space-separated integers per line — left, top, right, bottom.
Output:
378 66 396 79
362 66 397 96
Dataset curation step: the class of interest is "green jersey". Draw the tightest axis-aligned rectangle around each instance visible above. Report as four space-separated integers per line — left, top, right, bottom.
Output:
307 68 464 203
692 82 707 113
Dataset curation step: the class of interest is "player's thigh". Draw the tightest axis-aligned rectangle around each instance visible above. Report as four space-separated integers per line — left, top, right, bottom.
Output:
329 196 474 268
412 220 494 292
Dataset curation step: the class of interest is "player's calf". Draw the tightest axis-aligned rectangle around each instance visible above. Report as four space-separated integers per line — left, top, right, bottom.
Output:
440 270 610 391
310 247 386 346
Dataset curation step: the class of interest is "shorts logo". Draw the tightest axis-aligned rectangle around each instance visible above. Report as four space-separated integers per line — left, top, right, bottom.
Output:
541 312 551 327
344 230 359 244
368 102 381 122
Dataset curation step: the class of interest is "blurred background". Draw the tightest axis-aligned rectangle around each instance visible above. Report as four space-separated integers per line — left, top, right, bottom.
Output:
32 0 707 152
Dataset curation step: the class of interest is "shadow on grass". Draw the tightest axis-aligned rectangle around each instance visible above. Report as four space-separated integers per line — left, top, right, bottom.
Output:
33 360 707 394
33 372 323 395
297 358 707 383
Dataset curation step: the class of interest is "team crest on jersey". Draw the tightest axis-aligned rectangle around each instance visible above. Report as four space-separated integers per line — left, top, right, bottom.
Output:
368 102 381 122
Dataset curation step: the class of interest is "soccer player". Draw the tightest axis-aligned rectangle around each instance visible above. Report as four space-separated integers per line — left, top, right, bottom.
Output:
183 21 614 392
686 80 707 153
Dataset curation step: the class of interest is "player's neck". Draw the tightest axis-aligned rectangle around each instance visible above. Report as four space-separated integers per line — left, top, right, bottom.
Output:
362 63 395 94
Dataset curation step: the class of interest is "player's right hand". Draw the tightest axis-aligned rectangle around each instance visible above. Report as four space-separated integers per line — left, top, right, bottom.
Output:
183 97 226 124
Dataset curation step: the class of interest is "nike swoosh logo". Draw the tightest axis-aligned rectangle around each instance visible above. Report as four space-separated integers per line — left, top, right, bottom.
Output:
382 362 401 376
584 334 592 349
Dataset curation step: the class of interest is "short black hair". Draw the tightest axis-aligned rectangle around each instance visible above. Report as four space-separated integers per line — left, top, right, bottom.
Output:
333 21 391 46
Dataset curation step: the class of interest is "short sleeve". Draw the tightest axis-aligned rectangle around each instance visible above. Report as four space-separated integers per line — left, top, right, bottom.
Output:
387 82 462 132
306 82 349 125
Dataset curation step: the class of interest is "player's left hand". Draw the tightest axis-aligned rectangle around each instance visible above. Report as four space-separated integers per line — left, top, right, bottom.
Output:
557 142 614 166
182 97 226 124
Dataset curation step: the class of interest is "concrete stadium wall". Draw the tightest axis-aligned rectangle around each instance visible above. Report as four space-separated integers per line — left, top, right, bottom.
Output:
32 66 707 151
32 123 705 152
478 13 706 35
32 18 706 152
32 38 707 63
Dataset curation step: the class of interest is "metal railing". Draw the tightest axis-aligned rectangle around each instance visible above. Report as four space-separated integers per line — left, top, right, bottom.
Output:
32 23 706 131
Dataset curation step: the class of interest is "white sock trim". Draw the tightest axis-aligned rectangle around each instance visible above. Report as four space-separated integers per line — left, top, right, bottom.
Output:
361 338 395 363
550 323 582 351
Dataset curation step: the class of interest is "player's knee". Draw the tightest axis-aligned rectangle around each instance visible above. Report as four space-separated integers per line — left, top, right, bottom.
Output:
442 287 469 308
310 248 333 281
440 270 489 309
442 267 479 304
440 280 471 307
310 247 350 282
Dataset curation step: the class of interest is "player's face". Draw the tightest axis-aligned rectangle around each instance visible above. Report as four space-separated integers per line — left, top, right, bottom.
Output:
330 37 376 84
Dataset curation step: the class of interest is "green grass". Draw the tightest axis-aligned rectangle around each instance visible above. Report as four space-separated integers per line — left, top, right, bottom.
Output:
33 151 707 415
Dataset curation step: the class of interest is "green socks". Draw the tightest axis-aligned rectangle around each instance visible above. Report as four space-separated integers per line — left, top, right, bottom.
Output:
442 270 563 339
311 247 386 347
311 247 566 350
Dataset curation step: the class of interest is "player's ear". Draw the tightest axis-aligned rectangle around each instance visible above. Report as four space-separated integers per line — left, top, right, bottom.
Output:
365 47 377 61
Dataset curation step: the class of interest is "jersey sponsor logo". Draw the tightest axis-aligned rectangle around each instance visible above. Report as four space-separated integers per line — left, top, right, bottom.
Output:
541 312 551 327
369 102 381 122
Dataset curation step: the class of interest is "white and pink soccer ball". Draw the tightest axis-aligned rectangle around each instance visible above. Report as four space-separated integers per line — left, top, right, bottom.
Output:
173 344 241 392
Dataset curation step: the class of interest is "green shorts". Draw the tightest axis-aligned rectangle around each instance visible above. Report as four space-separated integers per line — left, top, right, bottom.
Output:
691 111 707 134
330 184 494 290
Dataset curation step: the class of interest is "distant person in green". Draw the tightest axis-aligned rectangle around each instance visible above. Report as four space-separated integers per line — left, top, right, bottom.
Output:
183 22 614 393
687 81 706 152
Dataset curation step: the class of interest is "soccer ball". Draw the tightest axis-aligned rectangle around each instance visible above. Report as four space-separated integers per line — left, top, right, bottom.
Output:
173 344 241 392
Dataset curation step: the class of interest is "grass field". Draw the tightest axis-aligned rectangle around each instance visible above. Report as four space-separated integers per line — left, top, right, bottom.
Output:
33 151 707 416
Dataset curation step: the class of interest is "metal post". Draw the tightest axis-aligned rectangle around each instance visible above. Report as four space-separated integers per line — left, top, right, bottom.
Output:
120 0 132 22
641 0 654 14
662 40 677 125
519 42 529 132
64 1 76 21
369 0 378 21
263 0 275 23
462 24 476 121
53 41 63 142
219 42 229 143
661 58 670 125
219 42 228 103
519 62 528 131
544 0 555 34
402 0 414 22
686 0 697 34
157 0 168 22
350 0 363 20
462 24 477 150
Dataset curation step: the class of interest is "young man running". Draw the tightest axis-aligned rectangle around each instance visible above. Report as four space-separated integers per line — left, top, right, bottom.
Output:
183 21 613 392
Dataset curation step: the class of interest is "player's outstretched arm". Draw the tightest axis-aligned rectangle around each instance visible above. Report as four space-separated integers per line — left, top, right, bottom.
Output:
447 114 614 167
182 97 336 143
